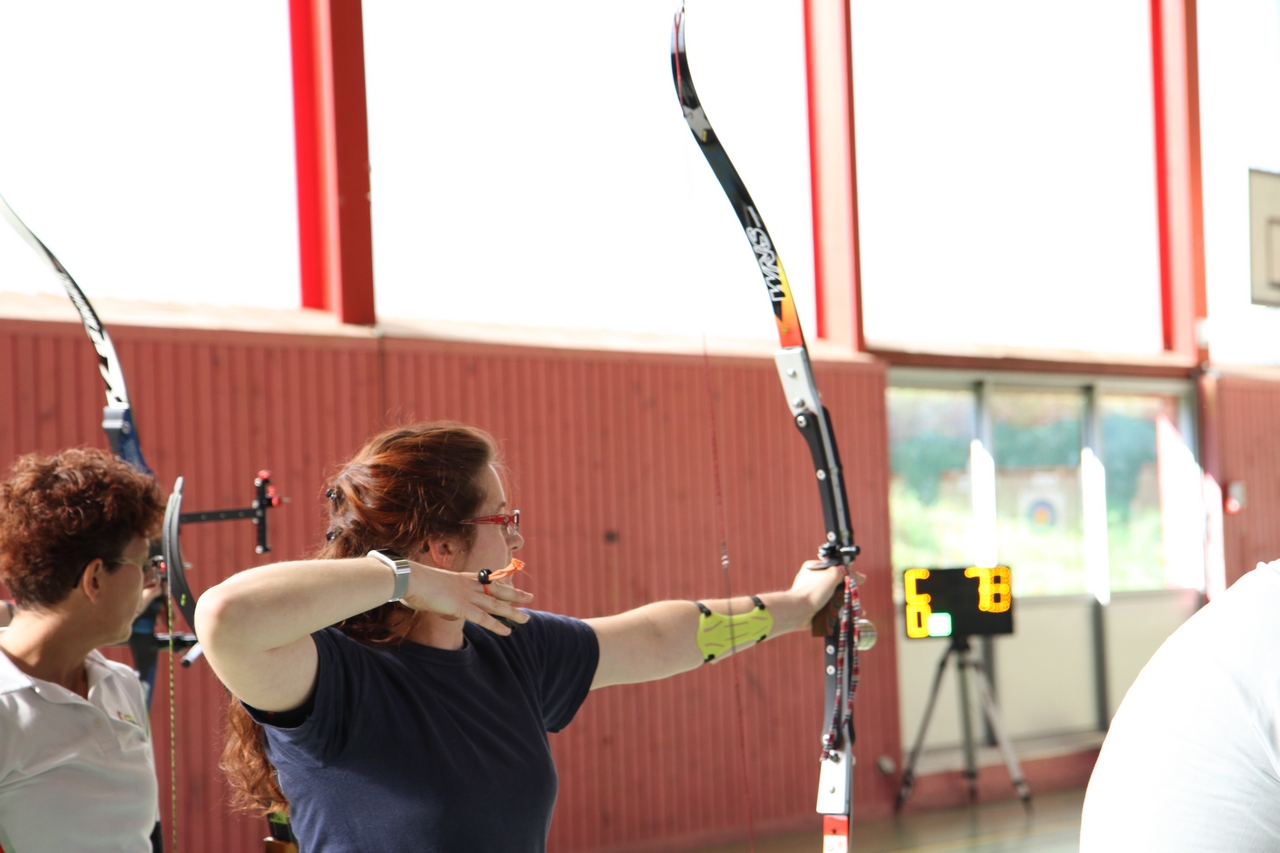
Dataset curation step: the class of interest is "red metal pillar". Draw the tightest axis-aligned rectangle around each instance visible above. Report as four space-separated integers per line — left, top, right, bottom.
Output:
1150 0 1207 361
804 0 865 351
1151 0 1225 591
289 0 376 325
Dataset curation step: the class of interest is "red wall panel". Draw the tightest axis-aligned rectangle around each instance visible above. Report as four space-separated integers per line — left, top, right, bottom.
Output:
0 318 897 852
1217 375 1280 586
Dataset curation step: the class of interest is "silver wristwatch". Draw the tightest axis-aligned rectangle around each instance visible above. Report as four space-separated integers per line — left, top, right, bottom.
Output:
368 549 411 602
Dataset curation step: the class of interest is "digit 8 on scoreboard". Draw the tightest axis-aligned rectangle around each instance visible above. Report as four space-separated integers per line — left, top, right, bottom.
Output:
964 566 1012 614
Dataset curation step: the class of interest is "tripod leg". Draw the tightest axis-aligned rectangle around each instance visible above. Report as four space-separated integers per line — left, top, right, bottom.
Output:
972 659 1032 810
956 649 978 802
895 646 952 812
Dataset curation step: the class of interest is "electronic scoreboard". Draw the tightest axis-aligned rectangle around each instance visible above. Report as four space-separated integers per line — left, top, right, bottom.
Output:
902 566 1013 639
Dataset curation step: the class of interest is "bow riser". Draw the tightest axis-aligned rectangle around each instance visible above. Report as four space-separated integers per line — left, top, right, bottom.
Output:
774 348 854 554
163 479 195 636
103 406 151 476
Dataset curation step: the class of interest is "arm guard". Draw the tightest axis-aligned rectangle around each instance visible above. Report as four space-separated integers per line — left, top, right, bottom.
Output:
695 596 773 662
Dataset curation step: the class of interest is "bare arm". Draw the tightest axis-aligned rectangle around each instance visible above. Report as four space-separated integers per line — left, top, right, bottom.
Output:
586 560 841 689
194 557 532 712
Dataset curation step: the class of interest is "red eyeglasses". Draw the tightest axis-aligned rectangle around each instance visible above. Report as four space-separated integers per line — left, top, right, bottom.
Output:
460 510 520 536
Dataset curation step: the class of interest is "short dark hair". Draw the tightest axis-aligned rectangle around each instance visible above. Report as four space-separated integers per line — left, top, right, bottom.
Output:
0 447 165 608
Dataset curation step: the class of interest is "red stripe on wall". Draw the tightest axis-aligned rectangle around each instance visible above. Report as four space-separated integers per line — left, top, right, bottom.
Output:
1217 375 1280 587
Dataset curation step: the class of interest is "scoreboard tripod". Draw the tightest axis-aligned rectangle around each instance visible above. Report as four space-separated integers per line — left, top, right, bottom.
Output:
895 567 1031 811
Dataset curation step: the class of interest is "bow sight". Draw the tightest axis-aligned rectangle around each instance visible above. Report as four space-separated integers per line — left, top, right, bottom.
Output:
161 471 282 666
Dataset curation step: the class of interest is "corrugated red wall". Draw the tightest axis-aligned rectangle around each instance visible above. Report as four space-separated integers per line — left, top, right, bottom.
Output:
0 317 900 852
1217 374 1280 586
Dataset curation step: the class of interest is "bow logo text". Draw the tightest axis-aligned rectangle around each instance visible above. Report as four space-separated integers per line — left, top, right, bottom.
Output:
745 207 784 303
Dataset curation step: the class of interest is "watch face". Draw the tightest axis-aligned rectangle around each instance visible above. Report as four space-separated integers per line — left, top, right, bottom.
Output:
370 550 411 578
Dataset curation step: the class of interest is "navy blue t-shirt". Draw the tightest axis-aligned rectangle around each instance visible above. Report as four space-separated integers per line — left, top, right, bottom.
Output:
251 610 599 852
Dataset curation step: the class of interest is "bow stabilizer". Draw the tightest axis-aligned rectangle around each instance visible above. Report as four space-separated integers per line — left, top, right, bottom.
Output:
671 8 875 847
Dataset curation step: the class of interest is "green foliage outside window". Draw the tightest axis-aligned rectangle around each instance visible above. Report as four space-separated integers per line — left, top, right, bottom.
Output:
1101 413 1157 523
888 387 1180 596
889 432 968 505
992 421 1080 469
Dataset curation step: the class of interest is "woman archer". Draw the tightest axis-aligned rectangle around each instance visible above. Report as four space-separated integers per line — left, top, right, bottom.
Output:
197 422 841 852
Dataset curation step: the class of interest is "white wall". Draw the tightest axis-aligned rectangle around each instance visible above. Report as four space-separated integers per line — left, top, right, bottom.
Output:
1104 587 1201 718
0 2 299 310
994 596 1097 739
851 0 1163 355
897 588 1199 751
362 0 815 341
1197 0 1280 366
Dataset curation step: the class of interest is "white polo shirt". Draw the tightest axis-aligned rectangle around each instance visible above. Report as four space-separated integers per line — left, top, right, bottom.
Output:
1081 560 1280 852
0 635 158 853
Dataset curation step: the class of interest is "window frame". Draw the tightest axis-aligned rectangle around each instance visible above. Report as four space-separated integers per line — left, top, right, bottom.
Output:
886 367 1199 601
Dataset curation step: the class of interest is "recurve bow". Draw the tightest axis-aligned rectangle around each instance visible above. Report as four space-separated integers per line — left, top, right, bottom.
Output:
670 10 877 850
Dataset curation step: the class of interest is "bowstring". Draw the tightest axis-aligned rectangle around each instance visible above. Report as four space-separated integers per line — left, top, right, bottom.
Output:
701 337 757 853
168 579 178 852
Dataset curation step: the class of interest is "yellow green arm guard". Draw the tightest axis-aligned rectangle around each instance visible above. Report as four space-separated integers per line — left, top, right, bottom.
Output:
696 596 773 662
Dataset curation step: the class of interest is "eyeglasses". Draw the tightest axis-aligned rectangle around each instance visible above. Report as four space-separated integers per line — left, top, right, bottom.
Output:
460 510 520 536
111 554 162 588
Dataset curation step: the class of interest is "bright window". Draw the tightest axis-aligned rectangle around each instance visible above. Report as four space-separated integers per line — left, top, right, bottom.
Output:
852 0 1162 355
888 377 1203 597
888 388 975 573
1100 395 1181 590
0 2 298 309
1197 0 1280 365
363 0 815 341
992 391 1085 595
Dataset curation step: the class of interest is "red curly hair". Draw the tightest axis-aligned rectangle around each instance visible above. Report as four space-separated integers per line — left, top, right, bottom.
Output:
0 447 165 608
220 422 498 816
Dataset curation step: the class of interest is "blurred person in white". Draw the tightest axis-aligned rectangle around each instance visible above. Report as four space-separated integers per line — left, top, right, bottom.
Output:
0 448 167 853
1081 558 1280 852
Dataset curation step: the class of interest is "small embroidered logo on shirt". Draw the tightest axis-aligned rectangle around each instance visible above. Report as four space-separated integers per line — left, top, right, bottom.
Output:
116 711 138 725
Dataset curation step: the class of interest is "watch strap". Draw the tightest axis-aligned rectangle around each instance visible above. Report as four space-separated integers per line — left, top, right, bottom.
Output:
368 549 411 602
